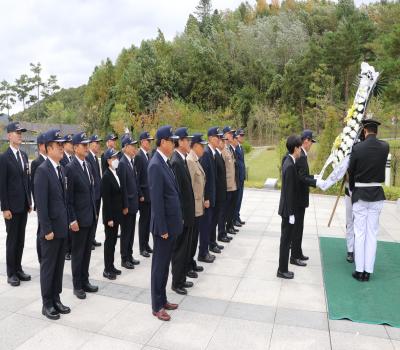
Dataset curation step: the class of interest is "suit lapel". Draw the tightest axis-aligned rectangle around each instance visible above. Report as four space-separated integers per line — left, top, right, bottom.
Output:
7 147 23 175
157 152 179 191
73 158 91 186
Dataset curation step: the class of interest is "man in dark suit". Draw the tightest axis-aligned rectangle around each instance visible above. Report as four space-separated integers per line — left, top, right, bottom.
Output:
118 135 140 269
234 128 246 226
149 125 182 321
101 133 118 173
348 119 389 282
170 127 195 295
198 127 222 263
87 134 103 249
277 135 302 279
31 133 47 263
0 122 32 287
65 132 98 299
291 130 317 267
135 131 154 258
34 129 70 320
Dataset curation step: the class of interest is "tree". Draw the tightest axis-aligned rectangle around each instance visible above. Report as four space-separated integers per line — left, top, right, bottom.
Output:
29 62 44 118
195 0 213 35
13 74 32 110
41 75 60 99
0 80 16 116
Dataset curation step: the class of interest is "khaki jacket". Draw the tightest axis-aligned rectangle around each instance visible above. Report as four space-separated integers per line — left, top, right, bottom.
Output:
221 145 237 191
186 150 206 217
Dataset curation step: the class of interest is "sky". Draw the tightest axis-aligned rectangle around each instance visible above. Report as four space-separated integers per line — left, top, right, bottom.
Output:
1 0 376 94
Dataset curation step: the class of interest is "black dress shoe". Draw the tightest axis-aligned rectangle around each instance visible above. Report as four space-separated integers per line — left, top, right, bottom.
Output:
183 281 194 288
172 286 187 295
233 220 242 227
16 270 31 281
131 258 140 265
217 244 224 250
210 246 221 254
194 265 204 272
300 255 309 261
140 250 150 258
218 236 230 243
7 275 20 287
54 301 71 314
290 258 307 267
346 252 354 263
83 283 98 293
65 253 71 260
73 289 86 299
91 245 95 250
112 267 122 275
122 261 135 269
103 271 117 280
227 228 237 235
198 255 214 263
362 272 370 281
239 219 245 225
208 253 216 260
226 235 233 240
93 240 101 247
146 246 153 254
277 270 294 279
352 271 364 281
42 305 60 320
187 270 198 278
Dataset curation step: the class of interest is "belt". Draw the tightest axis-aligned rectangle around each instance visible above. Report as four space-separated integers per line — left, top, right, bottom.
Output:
354 182 382 188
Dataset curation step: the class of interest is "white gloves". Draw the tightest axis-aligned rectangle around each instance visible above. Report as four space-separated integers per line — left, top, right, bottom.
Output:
316 179 327 191
289 215 295 225
313 174 322 180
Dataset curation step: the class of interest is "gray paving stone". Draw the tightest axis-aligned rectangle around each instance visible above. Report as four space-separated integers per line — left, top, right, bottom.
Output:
179 296 229 316
97 282 144 301
329 319 389 339
275 307 328 331
224 301 276 323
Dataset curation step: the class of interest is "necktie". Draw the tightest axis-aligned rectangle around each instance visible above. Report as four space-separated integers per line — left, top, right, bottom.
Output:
69 155 72 162
16 150 23 171
146 153 149 161
83 161 91 183
56 166 64 190
167 159 175 176
131 159 134 169
94 154 100 173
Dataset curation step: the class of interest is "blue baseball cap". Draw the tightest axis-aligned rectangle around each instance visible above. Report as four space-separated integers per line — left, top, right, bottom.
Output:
105 133 118 141
301 130 316 143
191 133 207 145
7 121 27 133
44 129 68 143
90 134 103 142
72 132 90 145
207 127 223 137
104 148 120 160
64 134 73 142
222 126 236 134
175 127 193 139
156 125 179 141
236 128 245 136
121 135 138 148
37 133 46 144
139 131 154 141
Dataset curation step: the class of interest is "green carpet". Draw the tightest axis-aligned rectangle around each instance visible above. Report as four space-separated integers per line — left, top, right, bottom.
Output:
319 237 400 328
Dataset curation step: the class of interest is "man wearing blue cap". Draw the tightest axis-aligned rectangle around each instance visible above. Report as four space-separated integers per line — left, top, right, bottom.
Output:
31 133 48 263
86 134 103 249
148 125 182 321
65 132 98 299
34 129 70 320
118 134 140 269
0 122 32 287
234 129 246 226
101 133 118 173
170 127 195 295
135 131 154 258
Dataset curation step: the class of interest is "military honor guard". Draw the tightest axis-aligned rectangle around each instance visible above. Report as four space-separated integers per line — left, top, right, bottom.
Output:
31 133 47 263
101 148 123 280
86 134 103 249
118 134 140 269
344 174 355 263
135 131 154 257
170 127 195 295
0 122 32 287
65 132 98 299
34 129 70 320
148 126 182 321
348 119 389 281
234 128 246 226
186 133 207 277
277 135 302 279
101 133 118 173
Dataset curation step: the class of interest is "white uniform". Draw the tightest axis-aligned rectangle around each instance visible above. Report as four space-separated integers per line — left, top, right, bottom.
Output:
344 182 354 253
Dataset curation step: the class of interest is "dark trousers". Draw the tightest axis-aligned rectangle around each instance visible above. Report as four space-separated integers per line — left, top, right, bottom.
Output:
225 191 238 229
218 199 227 238
234 180 244 221
66 230 72 254
291 207 306 259
71 225 95 289
138 201 151 252
198 207 213 257
209 203 221 249
5 212 28 277
36 224 42 263
189 217 201 271
120 213 136 262
151 234 176 312
172 226 193 288
40 238 66 307
104 224 119 272
93 199 101 242
278 217 295 272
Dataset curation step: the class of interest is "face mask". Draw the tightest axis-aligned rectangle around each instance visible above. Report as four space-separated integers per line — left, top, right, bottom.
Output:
111 159 119 170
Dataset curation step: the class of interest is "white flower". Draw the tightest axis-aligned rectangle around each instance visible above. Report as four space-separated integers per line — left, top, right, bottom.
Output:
343 126 351 134
356 113 363 122
350 130 357 139
357 104 364 112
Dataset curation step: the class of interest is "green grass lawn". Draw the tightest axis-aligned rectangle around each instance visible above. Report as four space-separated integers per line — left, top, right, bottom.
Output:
245 146 280 188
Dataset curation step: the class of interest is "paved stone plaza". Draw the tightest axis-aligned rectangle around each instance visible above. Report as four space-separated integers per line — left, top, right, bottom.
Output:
0 189 400 350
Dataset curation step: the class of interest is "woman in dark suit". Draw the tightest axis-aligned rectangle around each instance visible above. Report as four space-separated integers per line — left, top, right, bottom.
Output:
101 149 123 280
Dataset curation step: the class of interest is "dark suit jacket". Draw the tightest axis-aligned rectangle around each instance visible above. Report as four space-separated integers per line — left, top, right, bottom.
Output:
296 148 316 208
215 151 227 203
34 159 68 239
278 155 299 218
135 148 151 203
235 144 246 183
31 153 46 210
0 147 31 213
101 168 123 225
171 151 195 227
86 152 101 201
148 151 183 237
60 152 73 168
65 157 96 227
117 154 139 214
199 146 216 207
349 134 389 203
